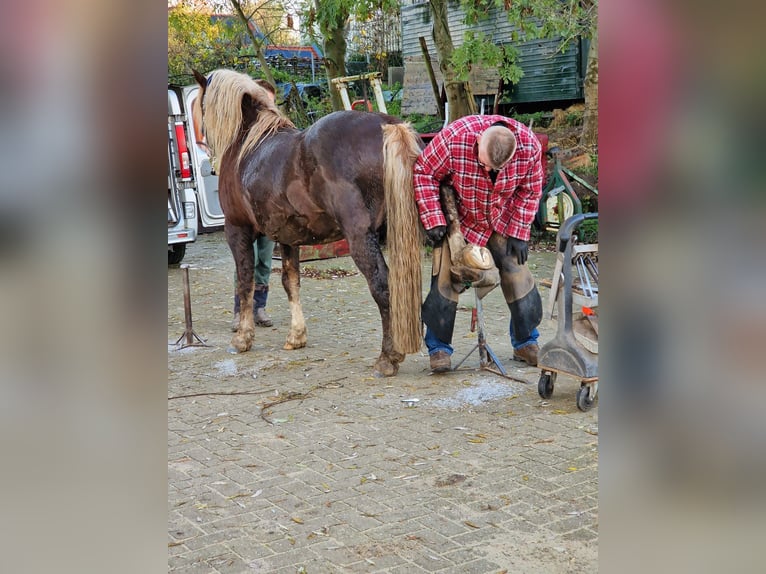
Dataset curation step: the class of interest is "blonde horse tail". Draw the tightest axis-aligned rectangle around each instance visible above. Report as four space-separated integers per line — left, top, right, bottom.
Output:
382 123 423 355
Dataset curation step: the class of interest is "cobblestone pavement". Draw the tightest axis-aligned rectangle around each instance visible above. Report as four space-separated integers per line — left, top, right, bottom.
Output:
168 232 598 573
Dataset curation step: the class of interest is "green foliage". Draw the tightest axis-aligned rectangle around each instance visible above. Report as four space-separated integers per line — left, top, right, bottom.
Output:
304 0 399 38
565 110 583 127
576 219 598 243
270 68 294 84
385 99 401 117
403 114 444 134
449 0 597 91
451 31 524 84
501 0 597 47
581 153 599 180
450 1 529 86
168 5 242 83
512 111 551 128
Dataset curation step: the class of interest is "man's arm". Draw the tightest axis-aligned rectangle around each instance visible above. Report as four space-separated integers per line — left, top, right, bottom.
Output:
498 146 544 242
413 131 452 231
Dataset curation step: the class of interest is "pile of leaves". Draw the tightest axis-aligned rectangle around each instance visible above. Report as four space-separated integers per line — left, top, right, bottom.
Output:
272 266 358 280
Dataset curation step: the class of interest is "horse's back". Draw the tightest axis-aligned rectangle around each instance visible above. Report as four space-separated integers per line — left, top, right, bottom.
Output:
303 111 399 153
298 112 402 183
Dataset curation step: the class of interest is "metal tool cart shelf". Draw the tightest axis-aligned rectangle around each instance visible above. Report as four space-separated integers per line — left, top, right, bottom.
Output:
537 213 599 411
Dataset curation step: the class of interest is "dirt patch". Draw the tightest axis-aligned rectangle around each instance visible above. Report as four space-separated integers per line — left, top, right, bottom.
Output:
434 473 467 487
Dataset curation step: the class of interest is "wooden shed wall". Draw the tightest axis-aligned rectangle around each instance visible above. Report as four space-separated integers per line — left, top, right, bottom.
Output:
400 2 585 114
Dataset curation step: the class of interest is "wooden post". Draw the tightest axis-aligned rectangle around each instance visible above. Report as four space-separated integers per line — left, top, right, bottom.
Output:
418 36 444 120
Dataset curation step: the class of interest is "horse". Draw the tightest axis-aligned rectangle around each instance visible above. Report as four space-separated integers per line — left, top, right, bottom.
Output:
191 69 424 377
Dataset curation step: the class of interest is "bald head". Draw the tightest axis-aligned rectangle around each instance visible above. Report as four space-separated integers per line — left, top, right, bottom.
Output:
478 125 517 170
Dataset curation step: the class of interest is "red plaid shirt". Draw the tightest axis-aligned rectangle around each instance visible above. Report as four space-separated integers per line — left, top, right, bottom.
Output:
414 115 543 244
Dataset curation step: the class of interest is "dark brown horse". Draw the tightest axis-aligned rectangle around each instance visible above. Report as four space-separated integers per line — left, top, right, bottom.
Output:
192 69 424 376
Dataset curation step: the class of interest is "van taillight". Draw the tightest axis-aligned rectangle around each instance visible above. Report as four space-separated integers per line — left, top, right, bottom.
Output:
174 122 192 179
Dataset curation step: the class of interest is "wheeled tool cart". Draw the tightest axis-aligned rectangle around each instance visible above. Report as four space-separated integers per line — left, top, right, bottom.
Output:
537 213 599 411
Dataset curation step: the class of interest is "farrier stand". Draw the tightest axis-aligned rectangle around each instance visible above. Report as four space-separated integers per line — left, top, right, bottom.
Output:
452 287 508 376
174 264 209 348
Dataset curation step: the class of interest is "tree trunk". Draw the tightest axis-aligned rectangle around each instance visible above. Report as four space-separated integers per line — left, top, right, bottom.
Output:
429 0 475 122
317 1 349 112
580 25 598 149
230 0 276 88
323 23 349 111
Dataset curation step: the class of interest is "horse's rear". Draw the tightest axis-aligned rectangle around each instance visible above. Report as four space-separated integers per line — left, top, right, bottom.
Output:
271 111 423 374
194 68 423 376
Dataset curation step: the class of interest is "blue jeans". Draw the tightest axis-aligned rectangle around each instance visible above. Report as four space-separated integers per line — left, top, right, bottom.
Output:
425 320 539 355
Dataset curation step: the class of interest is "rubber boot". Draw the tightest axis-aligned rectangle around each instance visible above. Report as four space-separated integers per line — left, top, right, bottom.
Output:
253 285 273 327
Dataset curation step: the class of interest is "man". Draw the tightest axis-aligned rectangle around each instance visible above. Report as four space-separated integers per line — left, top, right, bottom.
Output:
230 78 277 330
414 115 544 372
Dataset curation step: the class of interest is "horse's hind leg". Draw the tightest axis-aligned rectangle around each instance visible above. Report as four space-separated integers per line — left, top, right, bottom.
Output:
225 223 256 352
347 230 403 377
279 244 307 350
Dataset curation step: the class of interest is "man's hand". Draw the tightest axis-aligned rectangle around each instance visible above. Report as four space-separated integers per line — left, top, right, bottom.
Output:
424 225 447 246
506 237 528 265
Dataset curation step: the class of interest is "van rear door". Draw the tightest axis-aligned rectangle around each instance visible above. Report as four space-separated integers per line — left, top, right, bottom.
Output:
168 86 198 264
182 85 225 232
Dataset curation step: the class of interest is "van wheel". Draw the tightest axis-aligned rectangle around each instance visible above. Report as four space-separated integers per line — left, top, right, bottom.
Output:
168 243 186 265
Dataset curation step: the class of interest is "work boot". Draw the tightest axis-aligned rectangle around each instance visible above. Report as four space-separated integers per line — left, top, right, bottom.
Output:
254 306 273 327
513 344 539 366
253 285 273 327
429 350 451 373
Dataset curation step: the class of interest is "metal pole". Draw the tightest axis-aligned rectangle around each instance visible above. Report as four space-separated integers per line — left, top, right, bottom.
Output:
476 290 488 367
181 264 194 346
174 264 208 348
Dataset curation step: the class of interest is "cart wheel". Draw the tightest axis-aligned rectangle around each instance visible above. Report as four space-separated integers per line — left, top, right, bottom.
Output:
538 371 556 399
576 383 596 411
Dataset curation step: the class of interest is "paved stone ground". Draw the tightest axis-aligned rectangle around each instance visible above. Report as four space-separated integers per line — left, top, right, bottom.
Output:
168 232 598 573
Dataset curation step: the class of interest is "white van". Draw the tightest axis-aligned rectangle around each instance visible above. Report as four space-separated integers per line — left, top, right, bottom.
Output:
179 84 226 232
167 85 225 264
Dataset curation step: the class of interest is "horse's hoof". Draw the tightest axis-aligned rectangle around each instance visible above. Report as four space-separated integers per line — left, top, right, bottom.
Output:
230 333 252 353
283 340 306 350
283 332 307 350
226 345 240 354
373 358 400 378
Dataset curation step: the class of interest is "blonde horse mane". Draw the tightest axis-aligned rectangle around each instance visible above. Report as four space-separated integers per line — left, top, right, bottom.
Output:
200 69 294 170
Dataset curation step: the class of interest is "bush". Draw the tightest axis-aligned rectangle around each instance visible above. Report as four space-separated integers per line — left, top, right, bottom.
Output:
403 114 444 134
512 111 552 129
576 219 599 244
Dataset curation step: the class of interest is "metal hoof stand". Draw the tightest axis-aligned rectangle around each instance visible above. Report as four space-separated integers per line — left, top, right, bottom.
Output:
452 288 507 376
174 264 209 349
537 213 599 411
